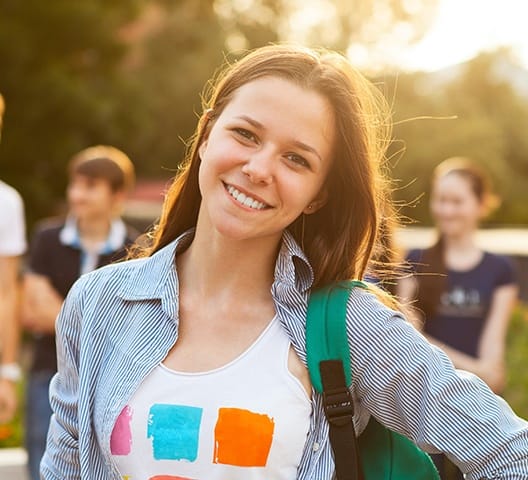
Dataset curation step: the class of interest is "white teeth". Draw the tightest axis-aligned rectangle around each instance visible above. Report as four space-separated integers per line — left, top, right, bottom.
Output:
226 184 267 210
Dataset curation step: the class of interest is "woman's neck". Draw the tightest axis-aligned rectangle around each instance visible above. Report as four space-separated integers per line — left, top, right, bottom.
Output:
177 228 279 303
442 231 478 252
442 231 483 271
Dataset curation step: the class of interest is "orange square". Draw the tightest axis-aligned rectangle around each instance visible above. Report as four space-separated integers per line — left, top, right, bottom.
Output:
213 407 274 467
149 476 194 480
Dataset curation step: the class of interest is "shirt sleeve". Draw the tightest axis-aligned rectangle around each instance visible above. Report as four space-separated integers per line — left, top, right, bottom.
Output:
495 254 518 288
346 288 528 479
40 276 86 479
0 185 26 256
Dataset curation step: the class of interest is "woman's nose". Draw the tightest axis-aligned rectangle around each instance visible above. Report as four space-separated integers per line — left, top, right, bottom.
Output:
241 148 275 184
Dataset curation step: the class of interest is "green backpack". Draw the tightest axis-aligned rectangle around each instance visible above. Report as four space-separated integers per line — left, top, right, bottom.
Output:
306 281 440 480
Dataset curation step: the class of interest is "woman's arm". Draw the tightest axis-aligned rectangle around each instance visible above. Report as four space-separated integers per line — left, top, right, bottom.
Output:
474 283 518 391
396 271 518 393
346 289 528 478
395 275 425 328
418 284 517 393
0 255 21 423
39 278 85 479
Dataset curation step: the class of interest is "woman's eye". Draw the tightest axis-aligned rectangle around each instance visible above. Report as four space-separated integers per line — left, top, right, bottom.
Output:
286 153 310 169
233 128 257 142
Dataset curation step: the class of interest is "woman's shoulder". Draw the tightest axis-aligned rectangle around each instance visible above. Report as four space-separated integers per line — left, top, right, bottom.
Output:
343 285 425 373
345 285 404 332
76 241 178 299
70 255 150 300
482 250 513 265
481 251 518 285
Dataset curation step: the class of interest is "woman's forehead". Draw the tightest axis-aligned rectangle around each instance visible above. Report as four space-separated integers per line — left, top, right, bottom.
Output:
221 77 335 150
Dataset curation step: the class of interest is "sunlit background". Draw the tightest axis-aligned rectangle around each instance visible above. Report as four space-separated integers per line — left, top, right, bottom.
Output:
1 0 528 457
2 0 528 227
397 0 528 71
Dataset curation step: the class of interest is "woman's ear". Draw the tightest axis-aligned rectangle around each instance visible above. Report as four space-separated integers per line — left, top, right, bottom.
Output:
303 188 328 214
198 138 208 159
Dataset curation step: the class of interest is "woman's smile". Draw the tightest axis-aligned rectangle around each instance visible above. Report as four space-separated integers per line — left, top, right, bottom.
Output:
223 182 270 211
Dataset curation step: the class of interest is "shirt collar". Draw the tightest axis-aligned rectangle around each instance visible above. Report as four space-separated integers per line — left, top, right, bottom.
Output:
116 229 194 302
59 215 129 254
275 229 314 293
117 228 313 302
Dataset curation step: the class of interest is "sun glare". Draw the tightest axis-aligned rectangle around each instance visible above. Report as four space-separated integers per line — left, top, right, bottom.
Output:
397 0 528 72
290 0 528 73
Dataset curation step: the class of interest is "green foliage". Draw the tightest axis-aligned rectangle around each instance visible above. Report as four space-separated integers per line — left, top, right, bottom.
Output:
0 0 275 231
0 379 24 448
0 0 145 227
504 303 528 419
126 1 226 178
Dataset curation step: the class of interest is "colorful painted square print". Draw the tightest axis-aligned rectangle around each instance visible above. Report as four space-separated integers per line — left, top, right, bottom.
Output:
213 407 275 467
147 404 203 461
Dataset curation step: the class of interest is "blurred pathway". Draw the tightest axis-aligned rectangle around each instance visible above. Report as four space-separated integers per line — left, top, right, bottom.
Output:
0 448 29 480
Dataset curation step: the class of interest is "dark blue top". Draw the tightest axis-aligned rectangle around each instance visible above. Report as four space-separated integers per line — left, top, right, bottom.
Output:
407 249 517 357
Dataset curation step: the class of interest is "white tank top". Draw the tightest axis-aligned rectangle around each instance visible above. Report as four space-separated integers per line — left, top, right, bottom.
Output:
111 317 311 480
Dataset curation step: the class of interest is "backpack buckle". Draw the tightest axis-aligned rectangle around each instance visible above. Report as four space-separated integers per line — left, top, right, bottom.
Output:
323 387 355 427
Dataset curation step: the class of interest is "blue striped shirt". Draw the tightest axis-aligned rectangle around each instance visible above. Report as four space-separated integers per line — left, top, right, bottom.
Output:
41 230 528 479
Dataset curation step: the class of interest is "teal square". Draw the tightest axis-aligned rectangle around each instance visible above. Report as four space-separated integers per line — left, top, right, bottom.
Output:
147 403 203 461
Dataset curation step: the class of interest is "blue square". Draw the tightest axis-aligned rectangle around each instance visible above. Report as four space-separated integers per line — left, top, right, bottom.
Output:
147 403 203 461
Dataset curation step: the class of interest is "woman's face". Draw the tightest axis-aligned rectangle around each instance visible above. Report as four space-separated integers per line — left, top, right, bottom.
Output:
430 172 484 238
197 76 335 244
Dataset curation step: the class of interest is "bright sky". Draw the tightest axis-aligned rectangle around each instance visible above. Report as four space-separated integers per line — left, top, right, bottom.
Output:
397 0 528 71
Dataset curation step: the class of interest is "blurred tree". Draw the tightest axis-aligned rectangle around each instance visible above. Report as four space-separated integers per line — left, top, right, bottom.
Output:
214 0 439 56
6 0 527 232
122 0 227 177
0 0 144 226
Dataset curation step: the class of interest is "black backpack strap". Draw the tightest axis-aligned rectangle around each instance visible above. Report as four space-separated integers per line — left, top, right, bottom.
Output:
320 359 363 480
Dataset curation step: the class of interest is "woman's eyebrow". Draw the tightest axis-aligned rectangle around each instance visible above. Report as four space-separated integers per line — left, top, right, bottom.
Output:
292 140 322 162
236 115 264 129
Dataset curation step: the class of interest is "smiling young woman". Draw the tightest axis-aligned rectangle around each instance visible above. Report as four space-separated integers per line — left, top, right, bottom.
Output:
41 46 528 480
196 76 334 246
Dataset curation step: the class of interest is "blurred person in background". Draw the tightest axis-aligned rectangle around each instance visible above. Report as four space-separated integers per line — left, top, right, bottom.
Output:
0 92 26 425
397 157 519 479
21 145 138 480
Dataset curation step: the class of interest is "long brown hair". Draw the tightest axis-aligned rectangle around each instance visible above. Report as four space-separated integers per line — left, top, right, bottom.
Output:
414 157 499 318
134 45 393 289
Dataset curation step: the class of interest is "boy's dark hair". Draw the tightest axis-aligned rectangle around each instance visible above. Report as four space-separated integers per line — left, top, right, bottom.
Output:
69 145 135 193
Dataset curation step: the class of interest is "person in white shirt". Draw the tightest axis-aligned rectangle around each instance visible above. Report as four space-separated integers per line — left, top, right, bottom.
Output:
0 92 27 423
